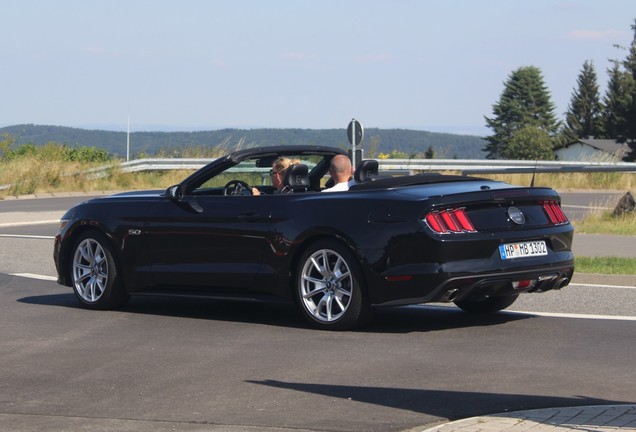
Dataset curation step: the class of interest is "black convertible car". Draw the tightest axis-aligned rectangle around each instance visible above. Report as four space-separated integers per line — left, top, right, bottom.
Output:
54 145 574 330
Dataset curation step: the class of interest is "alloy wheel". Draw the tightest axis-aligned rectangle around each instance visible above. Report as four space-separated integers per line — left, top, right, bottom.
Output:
299 248 353 323
72 238 109 303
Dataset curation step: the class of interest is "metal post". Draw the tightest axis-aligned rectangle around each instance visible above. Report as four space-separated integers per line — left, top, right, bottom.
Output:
127 116 130 162
351 118 356 169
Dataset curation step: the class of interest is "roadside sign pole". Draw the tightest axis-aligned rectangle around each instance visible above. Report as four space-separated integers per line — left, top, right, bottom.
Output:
127 116 130 162
351 119 357 169
347 118 364 169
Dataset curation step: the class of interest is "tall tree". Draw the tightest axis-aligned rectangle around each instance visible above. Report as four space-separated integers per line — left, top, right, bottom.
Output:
562 61 604 143
484 66 560 159
623 19 636 158
601 60 633 141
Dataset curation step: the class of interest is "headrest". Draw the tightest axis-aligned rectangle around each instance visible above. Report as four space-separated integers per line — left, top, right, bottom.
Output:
282 163 309 192
354 159 379 183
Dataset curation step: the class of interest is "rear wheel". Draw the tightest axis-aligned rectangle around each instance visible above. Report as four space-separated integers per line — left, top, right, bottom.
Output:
70 231 129 309
454 294 518 313
295 239 369 330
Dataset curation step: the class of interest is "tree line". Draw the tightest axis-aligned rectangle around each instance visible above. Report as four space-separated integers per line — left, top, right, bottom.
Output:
484 18 636 161
0 126 487 160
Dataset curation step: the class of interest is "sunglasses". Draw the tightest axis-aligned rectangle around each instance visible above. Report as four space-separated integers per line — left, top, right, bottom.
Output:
269 169 281 176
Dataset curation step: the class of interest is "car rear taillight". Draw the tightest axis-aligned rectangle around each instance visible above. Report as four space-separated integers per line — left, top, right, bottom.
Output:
425 208 476 234
543 200 568 225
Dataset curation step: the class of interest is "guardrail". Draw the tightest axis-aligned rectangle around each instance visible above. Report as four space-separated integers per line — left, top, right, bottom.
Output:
102 158 636 176
2 157 634 192
377 159 636 174
92 158 216 174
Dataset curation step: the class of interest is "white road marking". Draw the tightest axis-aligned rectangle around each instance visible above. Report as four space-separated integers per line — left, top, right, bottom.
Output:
415 304 636 322
505 310 636 321
10 273 57 281
0 234 55 239
570 283 636 289
0 220 59 228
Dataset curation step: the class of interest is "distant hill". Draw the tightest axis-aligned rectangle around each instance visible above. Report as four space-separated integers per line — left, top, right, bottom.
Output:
1 124 487 159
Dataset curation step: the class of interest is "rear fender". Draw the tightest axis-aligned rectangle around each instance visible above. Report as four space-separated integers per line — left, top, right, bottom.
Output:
288 229 367 290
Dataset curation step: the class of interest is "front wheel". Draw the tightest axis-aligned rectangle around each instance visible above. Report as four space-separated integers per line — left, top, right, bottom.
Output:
70 231 129 309
295 240 369 330
454 294 518 313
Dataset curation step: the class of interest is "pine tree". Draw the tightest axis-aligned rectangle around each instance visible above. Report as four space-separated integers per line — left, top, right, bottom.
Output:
562 61 603 143
601 61 632 141
623 19 636 158
484 66 560 159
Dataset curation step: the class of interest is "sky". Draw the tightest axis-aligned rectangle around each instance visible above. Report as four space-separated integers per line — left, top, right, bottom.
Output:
1 0 634 136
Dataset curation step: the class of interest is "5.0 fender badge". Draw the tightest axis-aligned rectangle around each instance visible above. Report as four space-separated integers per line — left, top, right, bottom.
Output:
507 207 526 225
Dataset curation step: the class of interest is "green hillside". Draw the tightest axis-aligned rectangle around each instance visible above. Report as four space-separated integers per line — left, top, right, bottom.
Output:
1 124 487 159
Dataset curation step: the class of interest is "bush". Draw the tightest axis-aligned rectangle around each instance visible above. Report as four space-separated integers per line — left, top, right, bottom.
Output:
65 146 111 162
0 134 112 163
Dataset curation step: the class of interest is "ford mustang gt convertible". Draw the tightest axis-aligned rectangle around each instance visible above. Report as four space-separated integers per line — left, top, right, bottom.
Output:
54 145 574 330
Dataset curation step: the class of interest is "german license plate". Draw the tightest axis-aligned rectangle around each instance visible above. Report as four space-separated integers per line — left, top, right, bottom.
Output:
499 241 547 259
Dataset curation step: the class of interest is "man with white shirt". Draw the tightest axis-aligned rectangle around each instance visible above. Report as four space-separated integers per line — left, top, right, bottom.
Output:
322 154 354 192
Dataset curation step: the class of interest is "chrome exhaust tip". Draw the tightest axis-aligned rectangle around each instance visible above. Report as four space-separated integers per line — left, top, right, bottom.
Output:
555 277 569 290
440 288 460 302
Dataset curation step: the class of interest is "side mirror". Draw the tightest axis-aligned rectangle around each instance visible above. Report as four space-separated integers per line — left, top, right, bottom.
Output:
166 184 184 201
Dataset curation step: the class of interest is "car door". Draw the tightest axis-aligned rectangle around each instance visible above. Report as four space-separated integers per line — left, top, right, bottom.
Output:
144 193 273 291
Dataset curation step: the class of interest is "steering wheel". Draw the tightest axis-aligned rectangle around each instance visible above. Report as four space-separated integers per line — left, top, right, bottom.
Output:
224 180 252 196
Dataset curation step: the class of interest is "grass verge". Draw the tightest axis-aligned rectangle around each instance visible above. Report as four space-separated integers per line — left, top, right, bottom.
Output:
0 157 196 198
574 256 636 275
483 172 634 190
572 211 636 236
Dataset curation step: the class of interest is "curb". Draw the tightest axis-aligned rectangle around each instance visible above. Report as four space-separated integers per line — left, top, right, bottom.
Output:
418 405 636 432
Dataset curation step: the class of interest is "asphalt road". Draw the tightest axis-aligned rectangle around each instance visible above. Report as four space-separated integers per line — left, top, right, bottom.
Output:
0 192 635 432
558 190 627 221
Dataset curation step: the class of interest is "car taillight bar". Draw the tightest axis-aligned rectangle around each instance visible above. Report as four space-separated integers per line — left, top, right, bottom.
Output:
543 200 568 225
425 208 476 234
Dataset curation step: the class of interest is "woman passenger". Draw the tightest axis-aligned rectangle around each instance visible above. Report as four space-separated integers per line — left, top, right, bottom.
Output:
252 157 299 195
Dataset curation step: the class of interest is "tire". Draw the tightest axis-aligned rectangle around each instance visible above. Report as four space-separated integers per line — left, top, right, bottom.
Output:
454 294 518 314
295 239 369 330
70 230 129 310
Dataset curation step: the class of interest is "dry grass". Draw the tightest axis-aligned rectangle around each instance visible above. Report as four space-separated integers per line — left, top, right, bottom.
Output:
0 157 196 198
575 256 636 274
480 172 634 190
573 211 636 236
1 159 87 196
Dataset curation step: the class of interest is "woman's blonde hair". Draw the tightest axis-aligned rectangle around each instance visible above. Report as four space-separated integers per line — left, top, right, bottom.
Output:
272 157 300 175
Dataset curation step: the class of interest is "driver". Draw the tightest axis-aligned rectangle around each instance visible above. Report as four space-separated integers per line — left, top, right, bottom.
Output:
322 154 354 192
252 157 300 195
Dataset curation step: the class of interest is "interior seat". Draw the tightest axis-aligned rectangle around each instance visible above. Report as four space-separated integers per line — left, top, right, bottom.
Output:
354 159 379 183
282 163 310 193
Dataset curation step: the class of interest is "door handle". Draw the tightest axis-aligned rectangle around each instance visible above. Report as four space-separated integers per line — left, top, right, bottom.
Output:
238 213 265 222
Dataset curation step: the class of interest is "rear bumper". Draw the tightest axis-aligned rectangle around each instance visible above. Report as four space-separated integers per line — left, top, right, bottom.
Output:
369 252 574 307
